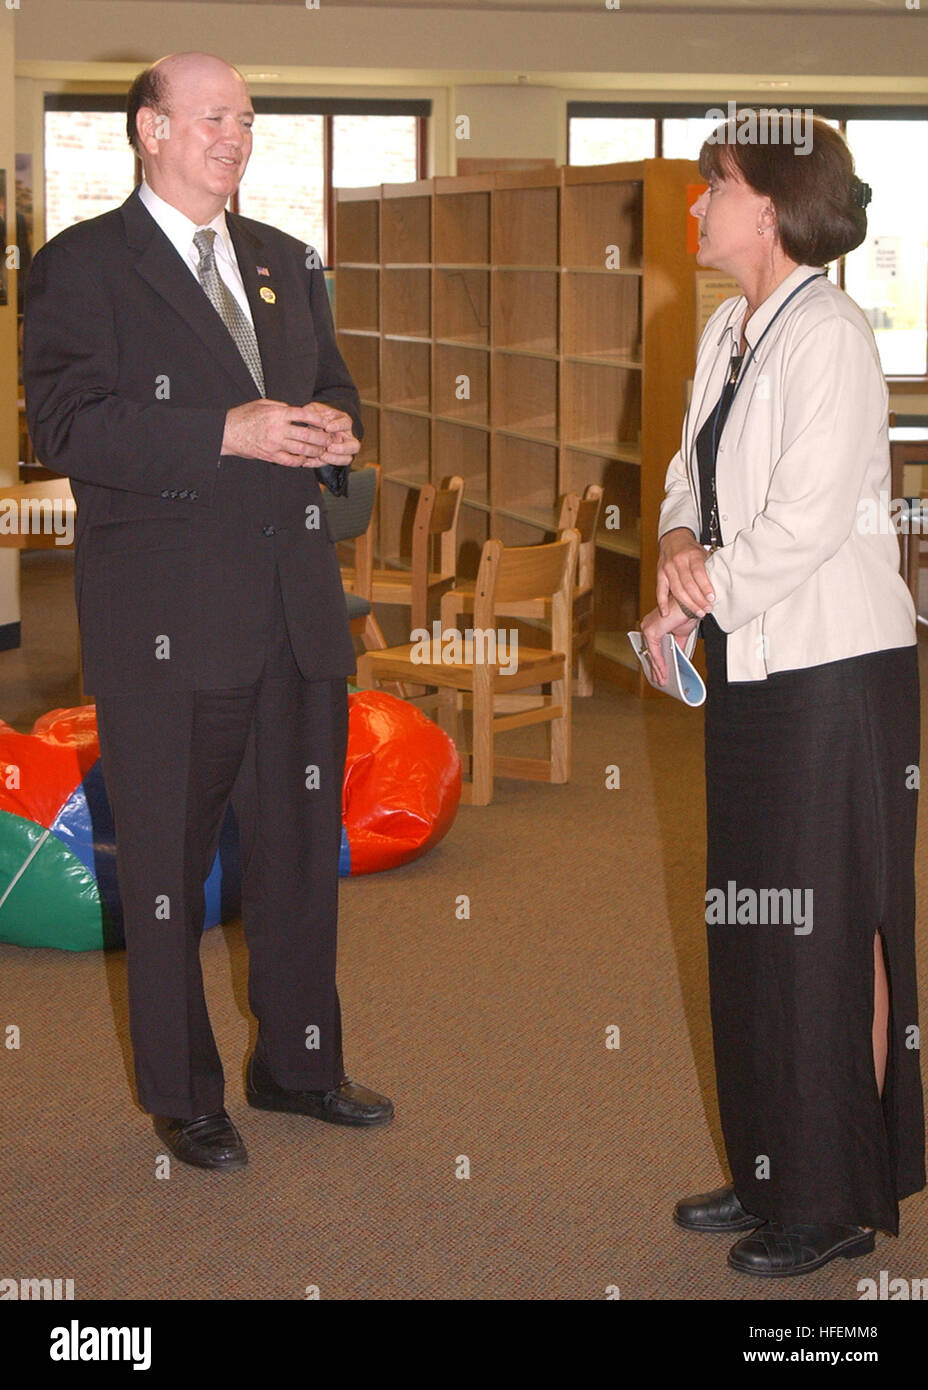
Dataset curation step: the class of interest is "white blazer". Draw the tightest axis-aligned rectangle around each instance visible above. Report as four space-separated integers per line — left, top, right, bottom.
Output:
658 263 916 683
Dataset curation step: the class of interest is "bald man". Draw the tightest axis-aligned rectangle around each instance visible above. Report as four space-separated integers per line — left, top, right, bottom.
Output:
24 53 393 1171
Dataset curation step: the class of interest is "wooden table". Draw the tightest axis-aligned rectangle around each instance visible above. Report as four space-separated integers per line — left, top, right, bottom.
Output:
0 477 87 701
0 477 75 550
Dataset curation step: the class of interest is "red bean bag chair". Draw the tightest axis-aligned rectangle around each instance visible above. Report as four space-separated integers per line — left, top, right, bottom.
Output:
343 690 461 874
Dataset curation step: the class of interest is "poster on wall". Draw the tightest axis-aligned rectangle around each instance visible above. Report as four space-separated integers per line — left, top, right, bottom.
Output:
15 153 34 299
15 153 34 386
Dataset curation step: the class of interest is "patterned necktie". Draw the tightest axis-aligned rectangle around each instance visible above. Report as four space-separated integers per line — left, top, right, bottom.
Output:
193 227 265 396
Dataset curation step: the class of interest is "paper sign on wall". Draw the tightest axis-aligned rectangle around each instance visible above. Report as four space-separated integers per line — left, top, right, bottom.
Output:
869 236 900 284
695 270 742 337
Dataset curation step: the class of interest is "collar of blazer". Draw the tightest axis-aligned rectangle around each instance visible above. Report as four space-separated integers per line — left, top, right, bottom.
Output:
712 261 827 358
120 188 286 402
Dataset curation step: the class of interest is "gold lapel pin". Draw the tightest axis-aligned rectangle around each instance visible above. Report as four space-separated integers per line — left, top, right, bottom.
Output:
259 286 277 304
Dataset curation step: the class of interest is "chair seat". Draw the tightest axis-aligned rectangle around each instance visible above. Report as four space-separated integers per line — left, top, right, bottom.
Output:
371 569 452 591
364 642 566 692
444 583 592 617
343 592 372 620
342 568 452 593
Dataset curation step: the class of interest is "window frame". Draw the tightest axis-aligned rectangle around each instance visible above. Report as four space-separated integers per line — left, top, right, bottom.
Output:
567 100 928 385
43 93 142 240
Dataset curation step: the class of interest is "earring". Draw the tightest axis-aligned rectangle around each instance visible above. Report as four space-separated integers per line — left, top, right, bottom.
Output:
757 226 765 236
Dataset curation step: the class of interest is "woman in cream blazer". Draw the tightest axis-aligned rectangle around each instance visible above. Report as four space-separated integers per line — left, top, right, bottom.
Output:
641 113 924 1278
658 265 914 684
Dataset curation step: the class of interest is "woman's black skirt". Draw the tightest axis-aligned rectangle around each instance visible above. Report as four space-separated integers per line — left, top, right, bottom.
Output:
702 616 925 1234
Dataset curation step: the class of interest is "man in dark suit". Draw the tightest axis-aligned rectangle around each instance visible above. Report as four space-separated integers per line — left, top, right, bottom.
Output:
23 51 393 1171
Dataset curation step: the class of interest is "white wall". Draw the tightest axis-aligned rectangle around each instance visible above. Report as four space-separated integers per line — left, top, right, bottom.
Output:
451 85 564 163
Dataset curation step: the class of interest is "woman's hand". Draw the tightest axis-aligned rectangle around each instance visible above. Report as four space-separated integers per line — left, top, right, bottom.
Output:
657 527 716 619
640 603 699 686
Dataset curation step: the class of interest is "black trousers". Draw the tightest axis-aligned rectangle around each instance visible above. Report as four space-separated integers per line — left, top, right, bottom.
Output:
95 573 349 1119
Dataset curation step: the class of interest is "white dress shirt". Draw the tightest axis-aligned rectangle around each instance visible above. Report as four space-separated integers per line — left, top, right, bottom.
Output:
658 263 915 683
138 179 254 325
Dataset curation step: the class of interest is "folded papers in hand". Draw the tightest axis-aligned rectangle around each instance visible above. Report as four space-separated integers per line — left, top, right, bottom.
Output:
627 630 706 707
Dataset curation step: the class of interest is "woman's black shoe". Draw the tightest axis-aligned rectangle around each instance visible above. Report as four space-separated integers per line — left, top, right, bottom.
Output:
673 1185 759 1232
728 1221 875 1277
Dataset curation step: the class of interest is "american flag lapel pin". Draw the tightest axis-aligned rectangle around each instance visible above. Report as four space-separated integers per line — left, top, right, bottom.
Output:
257 266 276 303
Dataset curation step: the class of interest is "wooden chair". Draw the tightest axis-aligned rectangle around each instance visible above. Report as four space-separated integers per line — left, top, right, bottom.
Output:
320 464 388 654
345 475 464 635
442 483 602 695
358 530 579 806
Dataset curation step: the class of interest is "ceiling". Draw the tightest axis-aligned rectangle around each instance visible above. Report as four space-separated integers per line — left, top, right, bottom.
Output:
148 0 908 11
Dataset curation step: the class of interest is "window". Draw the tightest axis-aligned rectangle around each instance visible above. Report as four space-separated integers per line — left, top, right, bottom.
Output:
569 116 654 165
236 113 325 250
332 114 419 188
43 94 429 267
44 99 136 242
661 116 731 161
843 120 928 378
568 102 928 378
236 99 427 264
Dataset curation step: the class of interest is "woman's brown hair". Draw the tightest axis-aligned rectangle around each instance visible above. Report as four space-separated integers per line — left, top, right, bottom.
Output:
698 112 868 264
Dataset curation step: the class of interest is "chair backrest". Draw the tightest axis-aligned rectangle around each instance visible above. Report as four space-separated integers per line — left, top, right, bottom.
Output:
412 474 464 581
556 484 603 590
321 463 378 543
472 531 579 652
573 483 604 546
574 484 603 590
557 492 579 531
321 464 379 598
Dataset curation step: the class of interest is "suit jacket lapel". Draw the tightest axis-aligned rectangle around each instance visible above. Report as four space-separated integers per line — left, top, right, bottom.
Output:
120 189 259 400
227 214 288 402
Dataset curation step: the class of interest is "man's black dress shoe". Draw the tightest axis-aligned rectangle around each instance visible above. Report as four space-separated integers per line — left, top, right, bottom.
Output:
152 1110 248 1172
728 1221 876 1277
245 1050 394 1127
673 1184 760 1233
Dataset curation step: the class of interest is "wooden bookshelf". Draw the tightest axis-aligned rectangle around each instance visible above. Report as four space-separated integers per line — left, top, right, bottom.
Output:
381 184 431 264
492 170 560 267
382 338 430 411
434 268 490 345
494 270 558 354
335 159 702 692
